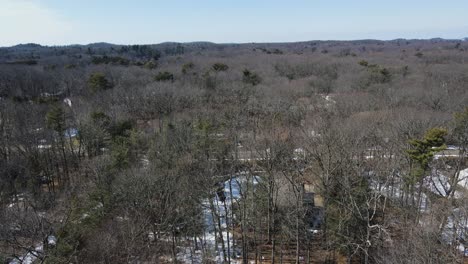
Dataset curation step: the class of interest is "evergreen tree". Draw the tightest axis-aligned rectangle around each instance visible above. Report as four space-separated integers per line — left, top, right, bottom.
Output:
88 72 112 93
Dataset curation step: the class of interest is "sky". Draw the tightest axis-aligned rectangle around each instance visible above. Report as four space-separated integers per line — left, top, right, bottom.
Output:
0 0 467 46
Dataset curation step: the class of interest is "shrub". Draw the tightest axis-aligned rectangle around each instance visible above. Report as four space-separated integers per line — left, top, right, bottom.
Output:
212 63 229 72
415 52 424 58
182 62 195 74
154 71 174 82
143 60 157 69
358 60 369 67
243 69 261 86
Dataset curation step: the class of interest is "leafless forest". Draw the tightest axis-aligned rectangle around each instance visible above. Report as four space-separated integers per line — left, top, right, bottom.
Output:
1 39 468 263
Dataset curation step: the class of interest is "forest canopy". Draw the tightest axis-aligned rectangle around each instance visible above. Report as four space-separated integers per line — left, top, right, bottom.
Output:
1 39 468 263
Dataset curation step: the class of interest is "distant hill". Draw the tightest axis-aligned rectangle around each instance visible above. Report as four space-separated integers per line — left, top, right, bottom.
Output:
1 38 465 49
85 42 119 48
1 38 467 66
12 43 43 48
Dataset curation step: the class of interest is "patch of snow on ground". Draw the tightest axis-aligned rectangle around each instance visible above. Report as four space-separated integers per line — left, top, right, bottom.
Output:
458 168 468 189
9 243 43 264
177 174 259 263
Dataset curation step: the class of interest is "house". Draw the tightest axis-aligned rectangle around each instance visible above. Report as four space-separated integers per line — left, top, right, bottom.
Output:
434 146 464 159
302 176 324 208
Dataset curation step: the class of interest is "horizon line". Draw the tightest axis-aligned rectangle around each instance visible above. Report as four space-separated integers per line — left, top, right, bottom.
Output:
2 37 468 49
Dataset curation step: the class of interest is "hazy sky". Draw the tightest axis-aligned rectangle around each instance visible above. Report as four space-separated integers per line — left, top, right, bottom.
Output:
1 0 467 46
